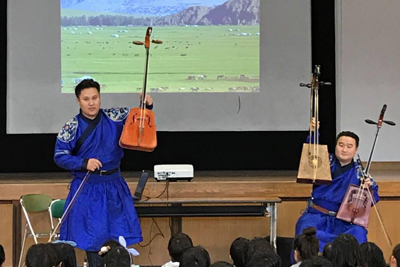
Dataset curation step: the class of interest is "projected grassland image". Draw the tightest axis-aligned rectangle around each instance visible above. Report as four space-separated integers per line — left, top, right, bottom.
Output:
61 0 260 93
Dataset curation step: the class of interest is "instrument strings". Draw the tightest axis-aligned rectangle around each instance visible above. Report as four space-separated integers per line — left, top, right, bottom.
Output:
309 73 319 182
356 157 392 247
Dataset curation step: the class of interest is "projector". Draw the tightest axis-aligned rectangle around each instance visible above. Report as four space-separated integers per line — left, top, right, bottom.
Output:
154 164 194 181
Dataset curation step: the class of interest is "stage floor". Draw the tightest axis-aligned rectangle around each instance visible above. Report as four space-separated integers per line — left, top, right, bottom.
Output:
1 168 400 267
1 169 400 200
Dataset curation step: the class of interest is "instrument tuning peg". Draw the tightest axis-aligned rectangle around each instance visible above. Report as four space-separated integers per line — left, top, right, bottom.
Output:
299 83 311 88
383 120 396 126
365 119 377 125
313 65 321 77
319 81 332 86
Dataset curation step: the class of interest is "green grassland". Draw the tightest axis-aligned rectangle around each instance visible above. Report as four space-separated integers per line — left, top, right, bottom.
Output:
61 25 260 93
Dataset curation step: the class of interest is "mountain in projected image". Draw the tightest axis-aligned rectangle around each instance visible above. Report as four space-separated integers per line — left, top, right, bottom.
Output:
61 0 227 16
61 0 259 26
156 0 259 26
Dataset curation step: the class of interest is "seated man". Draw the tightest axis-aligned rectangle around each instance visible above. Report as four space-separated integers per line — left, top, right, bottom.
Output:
295 118 379 251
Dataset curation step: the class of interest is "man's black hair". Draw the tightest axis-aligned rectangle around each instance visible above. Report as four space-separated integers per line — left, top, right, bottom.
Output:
75 79 100 98
336 131 360 148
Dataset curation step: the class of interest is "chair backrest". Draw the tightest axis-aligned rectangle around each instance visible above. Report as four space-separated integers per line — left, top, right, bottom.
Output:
21 194 52 212
50 199 66 219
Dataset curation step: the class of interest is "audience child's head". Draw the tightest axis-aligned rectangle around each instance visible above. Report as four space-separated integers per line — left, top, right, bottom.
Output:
180 246 211 267
168 233 193 263
359 242 386 267
99 239 121 256
229 237 250 267
0 245 5 267
331 234 361 267
101 245 131 267
47 244 63 267
389 243 400 267
210 261 234 267
52 243 77 267
299 256 333 267
25 244 58 267
246 251 281 267
322 243 332 261
246 237 273 263
293 227 319 263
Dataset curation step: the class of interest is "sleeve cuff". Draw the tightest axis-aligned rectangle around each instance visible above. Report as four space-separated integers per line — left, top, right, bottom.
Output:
81 158 89 170
139 102 154 110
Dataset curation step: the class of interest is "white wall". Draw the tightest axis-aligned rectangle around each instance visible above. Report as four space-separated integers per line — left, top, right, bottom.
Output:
336 0 400 161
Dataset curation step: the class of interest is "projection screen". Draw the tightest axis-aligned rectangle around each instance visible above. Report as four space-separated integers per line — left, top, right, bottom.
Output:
7 0 311 133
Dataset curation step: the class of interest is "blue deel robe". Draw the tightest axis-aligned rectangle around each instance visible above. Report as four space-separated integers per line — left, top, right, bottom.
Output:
54 106 151 251
295 149 379 252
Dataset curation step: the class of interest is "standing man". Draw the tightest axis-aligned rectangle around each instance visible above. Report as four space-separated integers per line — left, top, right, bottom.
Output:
54 79 153 267
295 118 379 251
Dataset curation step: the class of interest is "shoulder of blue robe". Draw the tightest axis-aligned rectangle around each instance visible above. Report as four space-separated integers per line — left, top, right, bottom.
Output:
57 117 78 143
102 107 130 122
329 153 335 167
355 160 362 181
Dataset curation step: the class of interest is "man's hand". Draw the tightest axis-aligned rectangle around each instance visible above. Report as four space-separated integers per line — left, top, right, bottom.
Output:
139 93 153 106
87 158 102 172
364 177 373 188
309 117 320 131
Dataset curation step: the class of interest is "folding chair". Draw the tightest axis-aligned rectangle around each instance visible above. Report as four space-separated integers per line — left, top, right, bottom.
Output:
18 194 52 267
48 199 66 240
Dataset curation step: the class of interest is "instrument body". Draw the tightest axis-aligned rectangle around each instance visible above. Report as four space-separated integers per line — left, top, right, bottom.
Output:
336 156 372 227
119 107 157 152
297 143 331 184
297 65 331 184
119 27 158 152
336 183 372 227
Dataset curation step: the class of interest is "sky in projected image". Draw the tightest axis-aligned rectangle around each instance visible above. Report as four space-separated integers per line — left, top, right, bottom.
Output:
60 0 260 93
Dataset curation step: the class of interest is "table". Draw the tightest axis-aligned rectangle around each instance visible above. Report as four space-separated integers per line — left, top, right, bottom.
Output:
135 196 281 251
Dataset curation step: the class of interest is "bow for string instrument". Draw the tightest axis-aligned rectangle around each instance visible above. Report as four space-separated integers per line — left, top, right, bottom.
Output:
120 27 162 152
336 104 395 247
48 171 91 242
297 65 332 184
